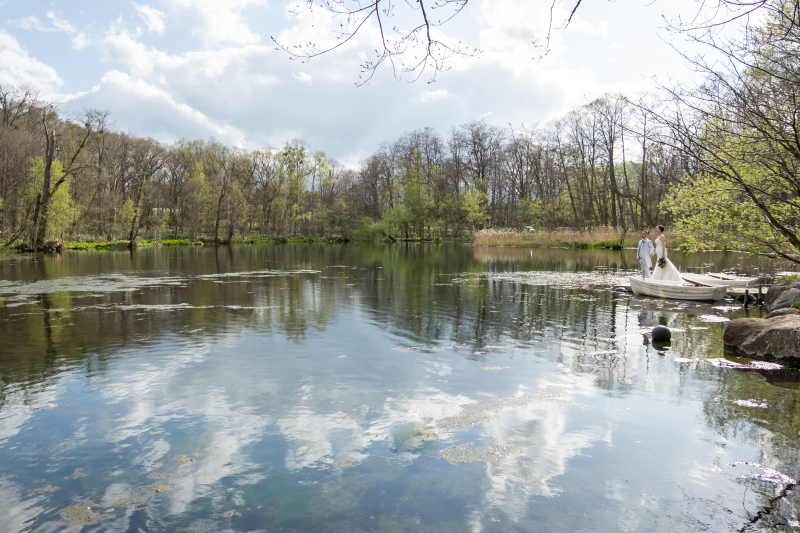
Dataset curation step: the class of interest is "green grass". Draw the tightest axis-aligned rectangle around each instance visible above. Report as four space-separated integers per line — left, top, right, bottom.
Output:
5 235 353 251
554 239 623 250
0 241 26 250
792 300 800 310
65 241 127 250
778 274 799 281
232 237 281 244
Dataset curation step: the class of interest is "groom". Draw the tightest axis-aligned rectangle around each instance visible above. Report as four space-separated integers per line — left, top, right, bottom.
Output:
636 230 655 279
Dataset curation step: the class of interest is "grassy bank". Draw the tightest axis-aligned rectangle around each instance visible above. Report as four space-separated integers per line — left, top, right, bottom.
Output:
0 236 352 251
473 227 699 250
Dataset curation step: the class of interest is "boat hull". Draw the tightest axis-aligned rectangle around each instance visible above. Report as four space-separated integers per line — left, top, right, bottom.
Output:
628 276 729 301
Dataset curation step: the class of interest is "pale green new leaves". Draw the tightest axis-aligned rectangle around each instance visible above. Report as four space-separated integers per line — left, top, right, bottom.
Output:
27 157 78 239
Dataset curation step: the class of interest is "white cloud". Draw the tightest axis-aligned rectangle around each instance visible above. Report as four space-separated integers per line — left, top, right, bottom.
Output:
158 0 267 46
10 15 48 32
11 12 88 50
134 3 167 34
74 70 248 144
72 32 89 49
46 11 76 33
0 30 63 90
292 71 312 85
418 89 450 103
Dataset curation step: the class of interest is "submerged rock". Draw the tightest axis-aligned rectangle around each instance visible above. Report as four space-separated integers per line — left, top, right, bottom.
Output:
724 315 800 363
765 279 800 311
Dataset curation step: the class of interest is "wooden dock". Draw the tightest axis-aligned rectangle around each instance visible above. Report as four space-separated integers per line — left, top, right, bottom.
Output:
726 287 768 299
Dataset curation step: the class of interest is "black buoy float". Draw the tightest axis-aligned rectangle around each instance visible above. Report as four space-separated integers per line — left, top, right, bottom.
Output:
652 326 671 342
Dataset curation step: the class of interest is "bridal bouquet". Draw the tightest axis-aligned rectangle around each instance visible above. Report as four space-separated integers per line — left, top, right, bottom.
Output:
657 258 667 268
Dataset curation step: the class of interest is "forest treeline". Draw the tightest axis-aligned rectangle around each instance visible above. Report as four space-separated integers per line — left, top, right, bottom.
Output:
0 1 798 261
0 91 681 248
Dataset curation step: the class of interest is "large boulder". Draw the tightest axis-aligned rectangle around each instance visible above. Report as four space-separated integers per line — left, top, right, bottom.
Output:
765 279 800 311
724 315 800 363
723 318 768 348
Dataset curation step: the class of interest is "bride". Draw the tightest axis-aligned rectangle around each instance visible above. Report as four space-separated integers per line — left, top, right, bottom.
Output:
650 225 683 282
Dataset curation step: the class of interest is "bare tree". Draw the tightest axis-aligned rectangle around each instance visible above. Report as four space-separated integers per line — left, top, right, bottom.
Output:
30 112 93 250
272 0 793 83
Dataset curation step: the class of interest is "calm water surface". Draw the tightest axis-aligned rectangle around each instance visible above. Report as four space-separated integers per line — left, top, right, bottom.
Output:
1 244 799 532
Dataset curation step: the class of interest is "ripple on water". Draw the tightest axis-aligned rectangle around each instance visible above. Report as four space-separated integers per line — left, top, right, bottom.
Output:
469 271 631 288
699 315 731 323
709 358 783 370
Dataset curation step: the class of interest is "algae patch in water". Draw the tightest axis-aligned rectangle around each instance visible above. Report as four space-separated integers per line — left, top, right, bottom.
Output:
734 399 770 408
441 444 524 464
112 495 148 507
729 461 797 485
60 505 109 525
437 384 574 430
222 509 242 517
70 468 88 479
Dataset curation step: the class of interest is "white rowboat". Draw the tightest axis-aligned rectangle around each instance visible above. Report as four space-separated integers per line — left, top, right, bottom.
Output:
628 276 729 301
681 273 757 288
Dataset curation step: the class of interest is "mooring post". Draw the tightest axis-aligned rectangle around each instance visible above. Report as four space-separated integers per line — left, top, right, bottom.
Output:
744 289 749 309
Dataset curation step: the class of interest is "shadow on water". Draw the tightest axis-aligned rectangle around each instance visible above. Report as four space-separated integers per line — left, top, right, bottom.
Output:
0 243 798 532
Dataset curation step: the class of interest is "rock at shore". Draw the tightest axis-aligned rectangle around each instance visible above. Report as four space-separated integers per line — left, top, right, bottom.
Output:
723 315 800 363
766 308 800 319
765 279 800 311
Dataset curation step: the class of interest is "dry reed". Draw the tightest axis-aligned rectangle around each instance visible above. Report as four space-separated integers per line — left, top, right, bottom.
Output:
473 227 694 249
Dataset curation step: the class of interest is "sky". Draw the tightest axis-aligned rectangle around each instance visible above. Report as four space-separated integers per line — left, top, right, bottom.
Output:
0 0 711 164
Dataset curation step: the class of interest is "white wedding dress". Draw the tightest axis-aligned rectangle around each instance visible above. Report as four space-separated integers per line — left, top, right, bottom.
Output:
650 238 683 282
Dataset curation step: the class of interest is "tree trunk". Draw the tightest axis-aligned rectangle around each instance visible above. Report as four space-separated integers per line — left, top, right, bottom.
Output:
128 174 147 244
33 129 57 250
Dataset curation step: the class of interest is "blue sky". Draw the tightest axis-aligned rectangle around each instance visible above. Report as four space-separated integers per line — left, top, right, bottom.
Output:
1 0 707 164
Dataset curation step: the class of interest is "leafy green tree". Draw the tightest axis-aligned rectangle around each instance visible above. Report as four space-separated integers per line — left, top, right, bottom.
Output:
658 2 800 262
462 189 487 233
182 162 211 240
26 157 77 240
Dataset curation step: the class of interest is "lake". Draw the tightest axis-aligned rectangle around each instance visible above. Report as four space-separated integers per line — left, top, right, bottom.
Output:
0 244 799 532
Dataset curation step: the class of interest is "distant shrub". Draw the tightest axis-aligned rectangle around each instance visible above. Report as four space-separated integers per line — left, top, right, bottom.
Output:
352 218 384 242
